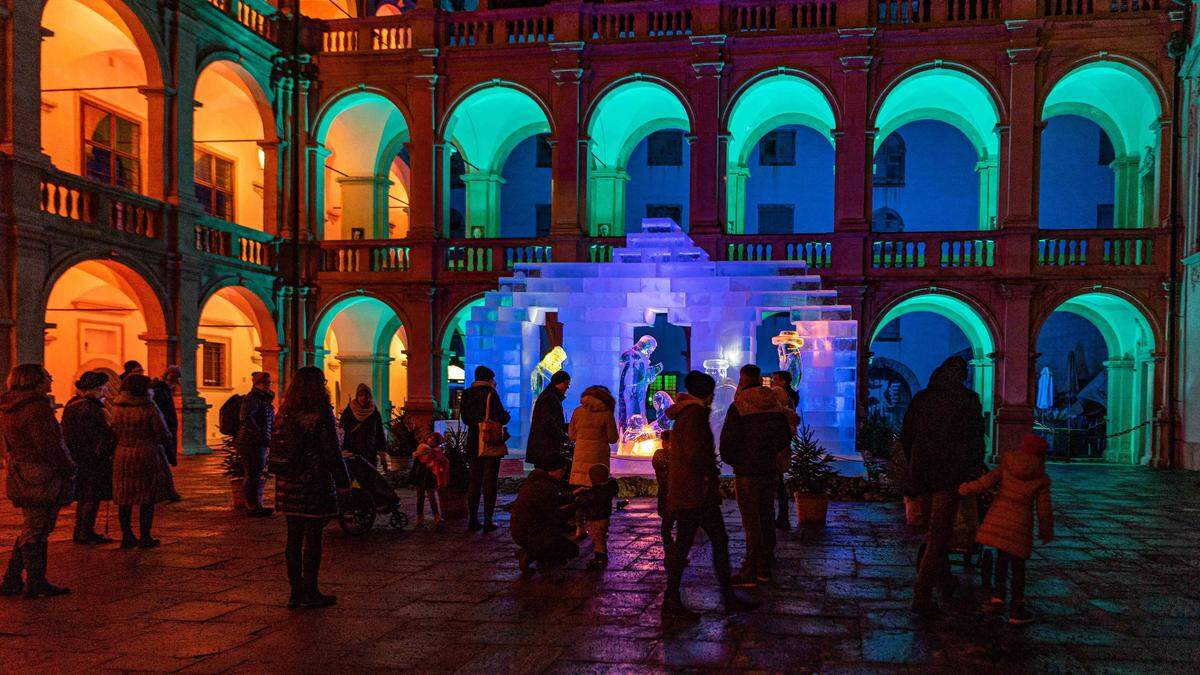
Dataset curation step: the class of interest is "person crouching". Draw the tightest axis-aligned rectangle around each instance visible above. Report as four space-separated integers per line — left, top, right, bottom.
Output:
510 453 577 573
573 464 619 570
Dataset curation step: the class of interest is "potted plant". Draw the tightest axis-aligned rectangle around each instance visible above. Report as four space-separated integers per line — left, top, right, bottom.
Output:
438 421 470 520
786 425 838 527
385 410 418 475
219 436 245 510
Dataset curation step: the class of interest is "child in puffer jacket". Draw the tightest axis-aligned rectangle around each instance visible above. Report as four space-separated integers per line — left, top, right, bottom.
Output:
412 432 449 530
959 434 1054 626
573 464 619 570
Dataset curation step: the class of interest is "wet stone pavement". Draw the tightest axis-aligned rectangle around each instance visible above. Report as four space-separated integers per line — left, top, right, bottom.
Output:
0 458 1198 673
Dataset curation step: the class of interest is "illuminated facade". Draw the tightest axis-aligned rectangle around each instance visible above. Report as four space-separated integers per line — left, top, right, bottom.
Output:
1 0 1197 469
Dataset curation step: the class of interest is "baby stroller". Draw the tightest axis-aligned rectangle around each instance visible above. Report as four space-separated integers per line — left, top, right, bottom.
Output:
915 491 995 587
337 454 409 535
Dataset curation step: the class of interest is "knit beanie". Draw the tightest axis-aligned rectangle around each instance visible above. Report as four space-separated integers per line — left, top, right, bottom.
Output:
75 371 109 391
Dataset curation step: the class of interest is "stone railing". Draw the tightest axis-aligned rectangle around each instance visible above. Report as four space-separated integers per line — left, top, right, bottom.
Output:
319 240 413 273
868 233 998 270
315 0 1165 54
443 238 554 272
721 236 834 269
1036 229 1160 268
39 169 164 240
195 216 278 269
203 0 277 43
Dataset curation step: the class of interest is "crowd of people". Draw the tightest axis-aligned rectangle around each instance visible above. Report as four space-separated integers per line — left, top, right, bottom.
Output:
0 354 1054 626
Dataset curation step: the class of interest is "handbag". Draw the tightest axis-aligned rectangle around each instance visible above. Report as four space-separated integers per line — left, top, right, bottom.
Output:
478 391 508 458
6 462 74 508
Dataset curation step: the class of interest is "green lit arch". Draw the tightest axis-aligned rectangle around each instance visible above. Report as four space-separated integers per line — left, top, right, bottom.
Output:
1037 290 1158 464
442 82 552 174
312 294 410 413
437 295 487 407
313 88 412 154
872 65 1001 159
585 77 692 235
725 71 837 166
870 291 998 448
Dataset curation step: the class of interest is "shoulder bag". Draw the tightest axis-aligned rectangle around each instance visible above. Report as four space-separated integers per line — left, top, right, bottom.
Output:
478 391 508 458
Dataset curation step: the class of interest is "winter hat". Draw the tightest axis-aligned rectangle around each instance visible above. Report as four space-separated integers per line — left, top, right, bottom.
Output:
550 370 571 387
474 365 495 382
120 374 151 397
75 371 109 391
251 371 271 386
588 464 610 486
1020 434 1049 456
541 453 567 472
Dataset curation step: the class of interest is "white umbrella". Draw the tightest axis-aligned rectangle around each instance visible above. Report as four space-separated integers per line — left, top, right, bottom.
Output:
1036 366 1054 410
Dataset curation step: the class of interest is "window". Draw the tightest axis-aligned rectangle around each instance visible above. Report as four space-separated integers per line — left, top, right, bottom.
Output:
872 207 905 233
1096 204 1114 229
648 373 679 410
535 203 552 237
82 101 140 190
759 129 796 166
646 204 682 226
194 149 235 221
201 341 227 388
449 152 465 189
1098 131 1115 166
757 204 794 234
535 134 553 168
873 133 906 188
646 130 683 166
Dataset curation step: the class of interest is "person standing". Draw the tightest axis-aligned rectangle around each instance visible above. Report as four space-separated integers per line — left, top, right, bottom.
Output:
150 366 182 502
62 371 117 544
720 364 792 587
339 383 386 468
567 385 618 488
121 361 144 380
235 372 276 517
661 371 757 618
0 365 75 598
271 366 351 609
111 374 172 549
526 370 570 471
900 356 986 614
770 370 800 531
459 366 510 532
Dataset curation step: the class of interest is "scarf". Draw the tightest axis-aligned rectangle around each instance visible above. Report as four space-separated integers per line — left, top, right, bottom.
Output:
348 398 376 422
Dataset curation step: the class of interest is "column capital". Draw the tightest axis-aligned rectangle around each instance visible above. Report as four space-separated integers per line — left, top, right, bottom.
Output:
838 55 874 72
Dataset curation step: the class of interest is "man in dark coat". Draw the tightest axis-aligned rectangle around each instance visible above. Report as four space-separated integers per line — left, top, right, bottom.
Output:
525 370 570 470
771 370 799 531
662 371 758 618
62 371 117 544
510 453 577 572
900 356 986 613
459 366 510 532
235 371 276 517
150 366 182 502
720 364 792 586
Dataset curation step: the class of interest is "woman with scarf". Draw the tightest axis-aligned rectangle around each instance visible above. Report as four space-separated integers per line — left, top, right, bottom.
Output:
339 384 387 468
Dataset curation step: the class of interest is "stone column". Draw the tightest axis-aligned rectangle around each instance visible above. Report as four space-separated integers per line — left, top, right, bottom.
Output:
725 165 750 235
140 87 171 202
995 283 1034 458
1102 358 1137 463
976 158 999 230
1111 155 1141 228
834 54 874 233
308 145 331 238
461 171 505 237
550 44 585 240
688 39 726 235
407 71 440 240
334 353 392 411
400 291 438 427
337 174 391 239
586 168 630 236
258 140 281 234
1000 39 1042 229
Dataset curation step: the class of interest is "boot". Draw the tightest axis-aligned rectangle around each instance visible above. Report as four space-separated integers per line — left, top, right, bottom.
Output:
1 544 23 596
118 506 138 549
300 535 335 608
661 589 700 621
138 505 160 549
285 553 304 609
23 542 69 598
721 587 760 613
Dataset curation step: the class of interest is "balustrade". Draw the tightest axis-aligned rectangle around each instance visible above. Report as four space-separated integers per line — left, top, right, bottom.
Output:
320 241 412 273
722 238 833 269
40 171 161 240
204 0 276 43
726 1 838 32
875 0 1001 25
195 217 278 269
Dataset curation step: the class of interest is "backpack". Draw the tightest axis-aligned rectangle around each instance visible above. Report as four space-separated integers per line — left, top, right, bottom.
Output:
218 394 243 437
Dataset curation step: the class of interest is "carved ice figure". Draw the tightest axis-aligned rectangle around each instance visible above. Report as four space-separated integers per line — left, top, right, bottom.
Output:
649 390 675 434
530 346 568 397
618 336 662 432
619 413 660 458
772 330 805 389
703 358 737 448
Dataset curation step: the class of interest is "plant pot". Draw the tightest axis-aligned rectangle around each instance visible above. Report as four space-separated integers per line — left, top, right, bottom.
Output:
230 477 246 511
385 454 411 474
793 493 829 527
437 487 468 520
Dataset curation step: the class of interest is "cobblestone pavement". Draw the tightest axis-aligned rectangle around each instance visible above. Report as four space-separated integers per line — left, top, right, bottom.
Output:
0 456 1197 673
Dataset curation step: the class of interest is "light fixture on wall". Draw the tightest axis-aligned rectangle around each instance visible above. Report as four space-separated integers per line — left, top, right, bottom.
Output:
257 147 265 170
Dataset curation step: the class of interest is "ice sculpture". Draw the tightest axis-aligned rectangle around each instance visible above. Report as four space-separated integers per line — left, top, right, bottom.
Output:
650 391 674 433
703 358 736 450
464 220 858 476
530 346 568 397
772 330 805 387
618 336 662 433
619 413 660 458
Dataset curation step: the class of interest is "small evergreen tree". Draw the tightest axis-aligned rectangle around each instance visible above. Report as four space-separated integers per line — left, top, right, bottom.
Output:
857 411 898 486
786 424 837 495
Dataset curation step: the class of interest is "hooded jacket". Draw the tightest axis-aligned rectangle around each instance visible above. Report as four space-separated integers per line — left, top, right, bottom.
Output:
899 362 986 495
663 394 721 514
0 390 74 472
525 386 567 468
719 385 792 477
959 439 1054 559
567 392 618 486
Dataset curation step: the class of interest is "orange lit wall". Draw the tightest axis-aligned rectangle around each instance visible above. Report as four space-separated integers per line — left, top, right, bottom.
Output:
194 62 267 230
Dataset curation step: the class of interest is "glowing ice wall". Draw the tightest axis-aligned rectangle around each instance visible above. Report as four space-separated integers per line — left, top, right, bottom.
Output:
465 222 857 472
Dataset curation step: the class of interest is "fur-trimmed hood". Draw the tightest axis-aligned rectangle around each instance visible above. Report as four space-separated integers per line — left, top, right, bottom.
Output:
732 386 783 416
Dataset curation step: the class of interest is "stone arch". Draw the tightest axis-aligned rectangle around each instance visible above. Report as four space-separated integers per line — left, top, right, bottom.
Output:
312 294 410 413
872 64 1003 231
437 294 488 408
1040 59 1164 229
724 70 838 234
441 83 553 238
42 258 170 406
1034 290 1158 464
313 89 412 240
585 76 693 236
